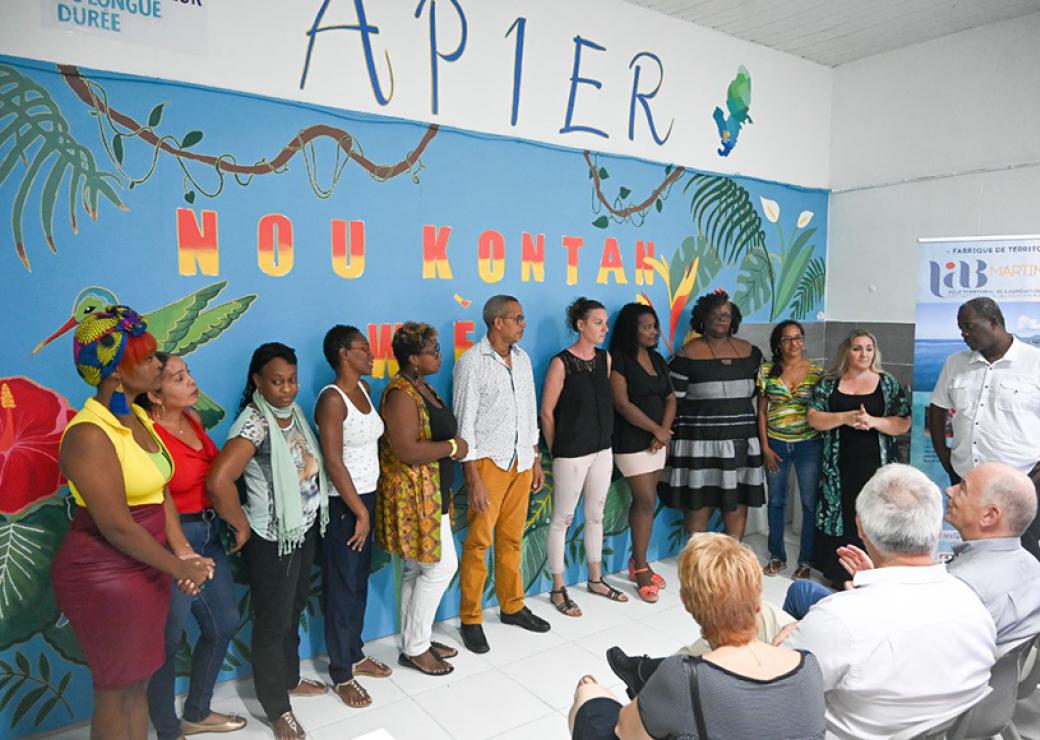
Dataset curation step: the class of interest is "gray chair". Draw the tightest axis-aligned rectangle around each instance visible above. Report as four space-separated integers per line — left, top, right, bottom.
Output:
1016 635 1040 700
889 687 991 740
960 634 1038 739
896 634 1040 740
996 632 1040 740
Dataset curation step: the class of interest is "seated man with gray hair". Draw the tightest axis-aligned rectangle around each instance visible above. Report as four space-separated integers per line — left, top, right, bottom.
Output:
785 462 1040 645
776 463 996 740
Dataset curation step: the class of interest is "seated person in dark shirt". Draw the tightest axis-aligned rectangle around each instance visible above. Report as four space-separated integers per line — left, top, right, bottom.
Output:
568 533 826 739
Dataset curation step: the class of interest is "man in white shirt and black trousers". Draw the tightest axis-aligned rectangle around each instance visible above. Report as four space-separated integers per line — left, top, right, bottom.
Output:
928 297 1040 559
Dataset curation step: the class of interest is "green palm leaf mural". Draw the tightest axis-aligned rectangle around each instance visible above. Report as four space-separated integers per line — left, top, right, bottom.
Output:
601 477 633 537
684 173 765 264
734 244 775 316
772 227 817 320
0 504 70 652
0 64 125 271
791 257 827 320
673 235 724 303
520 522 550 593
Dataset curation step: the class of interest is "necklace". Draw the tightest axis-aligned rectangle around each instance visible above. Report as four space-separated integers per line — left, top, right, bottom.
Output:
156 412 187 435
744 642 764 667
705 337 737 365
403 371 427 393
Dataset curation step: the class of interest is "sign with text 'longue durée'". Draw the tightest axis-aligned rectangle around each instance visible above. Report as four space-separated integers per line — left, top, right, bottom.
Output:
41 0 207 54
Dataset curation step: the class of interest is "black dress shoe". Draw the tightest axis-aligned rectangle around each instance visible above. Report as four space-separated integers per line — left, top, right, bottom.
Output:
460 623 490 653
500 606 551 633
606 646 660 698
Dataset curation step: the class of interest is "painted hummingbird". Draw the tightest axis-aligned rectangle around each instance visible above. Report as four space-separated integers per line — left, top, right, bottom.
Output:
33 281 256 427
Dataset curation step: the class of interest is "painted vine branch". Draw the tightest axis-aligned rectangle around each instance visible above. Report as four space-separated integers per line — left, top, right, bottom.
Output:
57 65 439 180
582 150 685 218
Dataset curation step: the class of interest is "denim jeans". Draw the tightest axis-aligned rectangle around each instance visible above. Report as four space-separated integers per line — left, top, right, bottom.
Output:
782 579 834 620
765 437 822 565
322 493 376 685
147 514 239 740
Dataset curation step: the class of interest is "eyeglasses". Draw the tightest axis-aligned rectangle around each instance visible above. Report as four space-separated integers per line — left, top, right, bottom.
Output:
708 311 733 320
504 314 526 324
419 343 441 356
779 335 805 344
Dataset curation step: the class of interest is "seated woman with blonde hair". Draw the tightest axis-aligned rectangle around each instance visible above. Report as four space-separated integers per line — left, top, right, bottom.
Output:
568 533 825 739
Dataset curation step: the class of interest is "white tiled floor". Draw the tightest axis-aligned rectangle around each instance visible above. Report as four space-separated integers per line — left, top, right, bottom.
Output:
35 553 699 740
33 533 1040 739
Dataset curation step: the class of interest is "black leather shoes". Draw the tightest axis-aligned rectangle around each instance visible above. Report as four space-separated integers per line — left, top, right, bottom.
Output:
460 623 490 653
500 606 551 633
606 646 658 699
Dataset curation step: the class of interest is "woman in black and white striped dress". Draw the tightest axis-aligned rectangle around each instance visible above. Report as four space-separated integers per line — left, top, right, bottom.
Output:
658 290 766 538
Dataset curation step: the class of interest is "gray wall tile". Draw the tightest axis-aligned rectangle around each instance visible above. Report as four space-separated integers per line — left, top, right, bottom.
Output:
824 321 915 369
738 321 827 365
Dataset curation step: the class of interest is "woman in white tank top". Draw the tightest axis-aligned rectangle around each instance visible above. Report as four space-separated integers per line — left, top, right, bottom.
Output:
314 325 388 709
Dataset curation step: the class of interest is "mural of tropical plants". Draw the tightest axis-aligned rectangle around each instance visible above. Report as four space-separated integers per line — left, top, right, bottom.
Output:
0 54 826 735
0 62 439 272
0 378 80 728
584 156 826 350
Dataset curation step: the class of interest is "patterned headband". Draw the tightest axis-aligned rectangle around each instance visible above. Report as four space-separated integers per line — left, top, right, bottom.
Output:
73 305 148 387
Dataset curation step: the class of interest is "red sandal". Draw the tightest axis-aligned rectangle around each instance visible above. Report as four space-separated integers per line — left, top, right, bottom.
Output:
628 558 667 590
631 567 659 603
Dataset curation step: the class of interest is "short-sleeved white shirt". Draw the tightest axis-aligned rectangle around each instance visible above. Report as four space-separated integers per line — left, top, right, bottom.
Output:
930 337 1040 476
784 564 995 740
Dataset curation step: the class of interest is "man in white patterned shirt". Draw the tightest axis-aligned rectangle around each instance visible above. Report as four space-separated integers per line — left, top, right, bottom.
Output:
453 295 549 653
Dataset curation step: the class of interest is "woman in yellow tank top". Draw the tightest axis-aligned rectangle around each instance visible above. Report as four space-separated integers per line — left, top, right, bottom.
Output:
50 306 213 740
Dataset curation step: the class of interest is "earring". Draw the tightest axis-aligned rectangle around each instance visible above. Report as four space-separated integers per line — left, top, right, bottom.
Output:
110 381 131 415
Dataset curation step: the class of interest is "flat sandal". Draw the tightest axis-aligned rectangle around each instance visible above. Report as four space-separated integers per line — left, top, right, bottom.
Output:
550 586 582 617
352 656 392 678
587 578 628 602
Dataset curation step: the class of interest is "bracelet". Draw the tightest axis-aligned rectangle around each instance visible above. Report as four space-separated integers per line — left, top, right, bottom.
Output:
448 438 458 459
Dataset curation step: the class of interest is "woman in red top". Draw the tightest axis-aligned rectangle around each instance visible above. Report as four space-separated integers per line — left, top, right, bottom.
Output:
140 354 247 739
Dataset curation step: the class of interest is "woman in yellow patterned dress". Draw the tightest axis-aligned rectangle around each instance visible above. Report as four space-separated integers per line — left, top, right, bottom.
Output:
377 323 468 676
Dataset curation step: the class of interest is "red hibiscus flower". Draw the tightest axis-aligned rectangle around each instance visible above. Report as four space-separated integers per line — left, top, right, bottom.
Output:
0 377 76 515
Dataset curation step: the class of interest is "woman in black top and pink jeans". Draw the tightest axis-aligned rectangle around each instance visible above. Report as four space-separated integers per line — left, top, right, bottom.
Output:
540 298 627 617
608 303 676 603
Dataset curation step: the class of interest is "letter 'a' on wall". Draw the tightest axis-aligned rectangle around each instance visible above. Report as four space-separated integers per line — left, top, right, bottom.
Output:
0 54 827 736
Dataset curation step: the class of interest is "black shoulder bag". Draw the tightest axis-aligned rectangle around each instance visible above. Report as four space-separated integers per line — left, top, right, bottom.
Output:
688 659 710 739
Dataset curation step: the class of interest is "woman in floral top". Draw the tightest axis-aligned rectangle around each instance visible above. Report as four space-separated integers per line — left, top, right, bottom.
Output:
807 330 911 587
756 320 824 579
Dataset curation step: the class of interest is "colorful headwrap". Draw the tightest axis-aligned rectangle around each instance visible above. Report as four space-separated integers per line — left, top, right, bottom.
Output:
73 305 148 387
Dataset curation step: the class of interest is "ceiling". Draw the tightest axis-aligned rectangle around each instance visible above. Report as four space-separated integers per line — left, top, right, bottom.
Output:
622 0 1040 66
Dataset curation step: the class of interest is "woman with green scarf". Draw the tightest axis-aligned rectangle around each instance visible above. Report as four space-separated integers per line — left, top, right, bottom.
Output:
207 342 329 740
